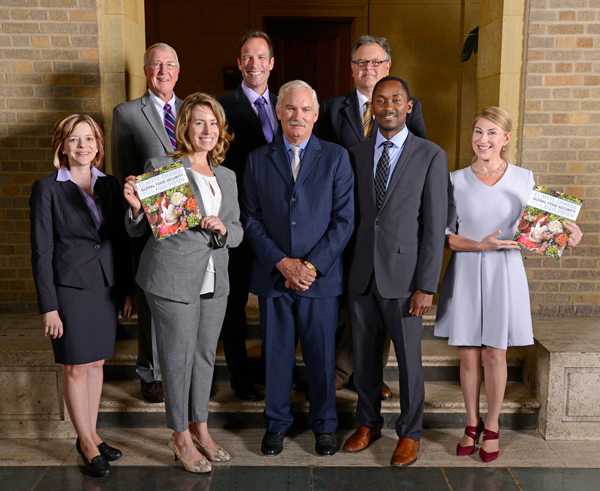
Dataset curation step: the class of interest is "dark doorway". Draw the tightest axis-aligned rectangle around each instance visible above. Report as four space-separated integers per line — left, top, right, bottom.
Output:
265 18 354 103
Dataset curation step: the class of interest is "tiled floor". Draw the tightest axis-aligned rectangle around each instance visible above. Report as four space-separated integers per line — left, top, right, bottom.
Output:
2 429 600 490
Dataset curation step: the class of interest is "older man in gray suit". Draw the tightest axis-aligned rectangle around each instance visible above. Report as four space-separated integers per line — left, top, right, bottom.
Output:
343 76 447 466
111 42 182 403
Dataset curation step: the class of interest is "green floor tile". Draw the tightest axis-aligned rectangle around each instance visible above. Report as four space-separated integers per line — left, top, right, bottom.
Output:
209 466 310 491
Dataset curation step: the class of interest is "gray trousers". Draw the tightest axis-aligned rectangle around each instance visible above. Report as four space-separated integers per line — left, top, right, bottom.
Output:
145 291 227 432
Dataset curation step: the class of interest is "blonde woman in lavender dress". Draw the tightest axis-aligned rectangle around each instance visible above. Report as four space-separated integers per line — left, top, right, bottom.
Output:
435 107 583 462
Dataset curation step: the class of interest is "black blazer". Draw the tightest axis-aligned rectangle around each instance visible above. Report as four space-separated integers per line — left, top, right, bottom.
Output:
315 90 427 149
30 171 134 314
218 84 280 193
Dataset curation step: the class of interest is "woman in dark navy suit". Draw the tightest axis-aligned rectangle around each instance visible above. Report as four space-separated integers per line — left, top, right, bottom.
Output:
30 114 134 478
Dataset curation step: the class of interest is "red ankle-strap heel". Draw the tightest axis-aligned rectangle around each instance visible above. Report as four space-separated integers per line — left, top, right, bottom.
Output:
456 417 484 456
479 428 500 462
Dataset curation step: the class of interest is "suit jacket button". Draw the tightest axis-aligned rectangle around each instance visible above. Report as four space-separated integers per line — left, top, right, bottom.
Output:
94 244 100 249
291 221 296 225
207 242 212 248
291 197 297 202
375 220 381 225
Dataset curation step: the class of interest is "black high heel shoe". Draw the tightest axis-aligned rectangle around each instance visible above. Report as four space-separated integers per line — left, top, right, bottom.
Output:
75 438 110 477
77 437 123 461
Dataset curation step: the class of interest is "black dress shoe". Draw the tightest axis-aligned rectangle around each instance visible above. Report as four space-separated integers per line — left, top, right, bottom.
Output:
141 380 164 403
80 447 110 478
261 431 286 455
230 375 262 401
77 437 122 462
98 442 123 461
315 433 337 456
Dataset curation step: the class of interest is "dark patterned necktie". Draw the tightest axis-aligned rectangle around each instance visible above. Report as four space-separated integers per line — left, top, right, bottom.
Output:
254 97 274 143
164 103 177 150
375 141 393 209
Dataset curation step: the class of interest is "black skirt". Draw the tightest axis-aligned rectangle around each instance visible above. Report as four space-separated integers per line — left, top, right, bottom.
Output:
51 283 119 365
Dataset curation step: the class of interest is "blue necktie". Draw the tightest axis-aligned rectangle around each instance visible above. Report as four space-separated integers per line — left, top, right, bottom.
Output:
254 97 274 143
164 103 177 150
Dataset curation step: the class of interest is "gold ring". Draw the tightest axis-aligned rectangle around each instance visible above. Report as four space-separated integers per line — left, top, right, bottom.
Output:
300 280 306 285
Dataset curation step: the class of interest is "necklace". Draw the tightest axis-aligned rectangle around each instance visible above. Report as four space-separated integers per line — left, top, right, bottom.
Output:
472 161 507 176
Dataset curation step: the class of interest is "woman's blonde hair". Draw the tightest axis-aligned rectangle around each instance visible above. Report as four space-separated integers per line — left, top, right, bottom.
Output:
472 106 512 163
169 93 234 166
52 114 104 169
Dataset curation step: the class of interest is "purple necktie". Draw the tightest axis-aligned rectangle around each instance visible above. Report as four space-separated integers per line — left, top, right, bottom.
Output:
254 97 274 143
164 103 177 150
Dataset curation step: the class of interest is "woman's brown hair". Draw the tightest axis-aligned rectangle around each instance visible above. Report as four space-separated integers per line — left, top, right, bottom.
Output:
170 93 234 166
52 114 104 169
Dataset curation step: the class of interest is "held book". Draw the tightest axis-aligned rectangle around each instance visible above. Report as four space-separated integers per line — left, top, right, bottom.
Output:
513 186 583 259
135 162 202 241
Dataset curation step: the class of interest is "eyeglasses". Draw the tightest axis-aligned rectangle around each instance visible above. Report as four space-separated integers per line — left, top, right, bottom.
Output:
352 59 389 68
146 62 179 71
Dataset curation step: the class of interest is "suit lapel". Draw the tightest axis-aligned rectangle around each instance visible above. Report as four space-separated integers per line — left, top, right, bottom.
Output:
141 92 173 153
342 92 365 143
181 158 208 218
269 91 281 139
357 138 378 209
293 135 320 189
94 176 111 236
58 178 101 241
269 138 295 192
379 132 416 213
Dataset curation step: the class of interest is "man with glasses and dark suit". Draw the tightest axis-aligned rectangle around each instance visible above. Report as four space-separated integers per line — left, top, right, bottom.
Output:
111 42 182 403
315 35 426 400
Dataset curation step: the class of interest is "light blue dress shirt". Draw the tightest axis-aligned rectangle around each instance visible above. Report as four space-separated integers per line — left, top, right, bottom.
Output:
373 125 409 189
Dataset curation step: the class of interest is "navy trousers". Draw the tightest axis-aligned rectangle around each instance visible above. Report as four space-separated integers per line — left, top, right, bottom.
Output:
259 291 339 434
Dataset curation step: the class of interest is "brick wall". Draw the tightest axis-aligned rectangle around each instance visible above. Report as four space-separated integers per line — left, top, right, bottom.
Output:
522 0 600 315
0 0 101 313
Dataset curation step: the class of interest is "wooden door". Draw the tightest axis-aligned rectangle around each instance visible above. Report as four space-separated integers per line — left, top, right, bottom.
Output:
265 18 354 103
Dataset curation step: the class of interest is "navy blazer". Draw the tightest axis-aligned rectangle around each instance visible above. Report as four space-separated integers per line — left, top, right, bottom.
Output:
241 134 354 299
218 84 280 193
30 171 134 314
315 90 427 149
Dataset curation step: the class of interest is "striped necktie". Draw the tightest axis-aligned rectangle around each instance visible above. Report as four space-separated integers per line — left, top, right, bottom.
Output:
362 101 373 140
374 141 392 209
164 103 177 150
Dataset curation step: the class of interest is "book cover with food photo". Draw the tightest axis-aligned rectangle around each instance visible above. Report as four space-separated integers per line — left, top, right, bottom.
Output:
135 162 202 241
514 186 583 259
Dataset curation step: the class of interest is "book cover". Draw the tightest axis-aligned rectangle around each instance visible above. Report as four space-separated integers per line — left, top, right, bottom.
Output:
514 186 583 259
135 162 202 241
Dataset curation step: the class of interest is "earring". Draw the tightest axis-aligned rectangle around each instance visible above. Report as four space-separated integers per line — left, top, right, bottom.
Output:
502 146 505 151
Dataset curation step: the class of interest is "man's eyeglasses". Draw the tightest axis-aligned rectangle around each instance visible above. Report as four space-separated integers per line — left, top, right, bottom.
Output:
352 59 389 68
146 62 179 71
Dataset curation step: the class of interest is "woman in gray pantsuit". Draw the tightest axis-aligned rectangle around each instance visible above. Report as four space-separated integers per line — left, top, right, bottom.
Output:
124 93 242 473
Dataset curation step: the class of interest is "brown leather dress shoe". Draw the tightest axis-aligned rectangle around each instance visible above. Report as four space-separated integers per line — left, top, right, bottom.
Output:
342 425 381 452
380 382 392 401
390 437 420 466
141 380 164 403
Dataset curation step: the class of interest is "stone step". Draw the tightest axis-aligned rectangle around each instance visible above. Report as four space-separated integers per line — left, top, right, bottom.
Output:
104 338 524 382
97 379 539 430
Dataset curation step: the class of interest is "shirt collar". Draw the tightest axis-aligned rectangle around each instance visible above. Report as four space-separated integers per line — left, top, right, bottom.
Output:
242 83 271 108
57 166 106 189
148 89 176 109
375 124 409 150
356 89 370 107
283 134 310 154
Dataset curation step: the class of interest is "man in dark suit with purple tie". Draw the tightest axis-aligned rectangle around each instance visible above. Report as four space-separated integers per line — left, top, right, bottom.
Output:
218 31 279 401
242 80 354 457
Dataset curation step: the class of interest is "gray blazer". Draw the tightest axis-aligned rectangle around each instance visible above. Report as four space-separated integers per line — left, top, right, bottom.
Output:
125 156 243 303
111 91 183 183
347 131 448 299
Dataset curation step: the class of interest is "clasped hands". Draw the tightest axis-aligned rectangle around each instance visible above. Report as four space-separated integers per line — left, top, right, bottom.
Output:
123 176 226 235
277 258 317 292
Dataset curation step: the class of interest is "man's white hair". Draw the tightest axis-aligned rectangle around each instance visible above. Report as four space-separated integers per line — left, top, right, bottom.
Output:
277 80 319 112
144 43 179 67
